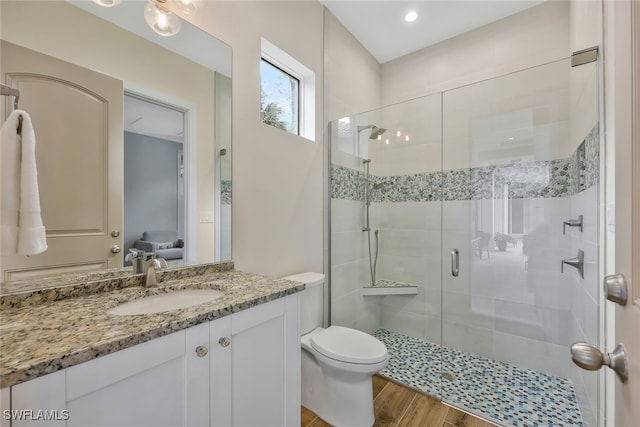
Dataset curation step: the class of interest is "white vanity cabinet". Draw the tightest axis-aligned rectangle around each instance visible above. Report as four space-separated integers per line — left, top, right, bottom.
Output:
6 294 300 427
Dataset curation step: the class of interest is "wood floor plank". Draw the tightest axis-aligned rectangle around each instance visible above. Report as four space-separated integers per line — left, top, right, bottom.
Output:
396 393 448 427
301 406 318 427
309 417 333 427
373 381 417 427
302 377 492 427
444 406 489 427
373 375 388 399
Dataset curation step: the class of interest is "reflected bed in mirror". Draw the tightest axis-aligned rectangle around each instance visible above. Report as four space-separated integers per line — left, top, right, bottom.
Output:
0 0 232 288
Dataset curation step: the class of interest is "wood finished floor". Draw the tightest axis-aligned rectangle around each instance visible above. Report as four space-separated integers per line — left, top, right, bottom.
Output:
301 375 497 427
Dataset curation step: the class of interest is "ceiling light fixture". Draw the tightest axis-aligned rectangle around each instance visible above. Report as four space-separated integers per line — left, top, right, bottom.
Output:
145 0 182 37
405 11 418 23
92 0 122 7
93 0 184 37
175 0 197 14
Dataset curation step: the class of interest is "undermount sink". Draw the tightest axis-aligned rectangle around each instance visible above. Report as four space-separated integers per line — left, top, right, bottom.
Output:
107 289 225 315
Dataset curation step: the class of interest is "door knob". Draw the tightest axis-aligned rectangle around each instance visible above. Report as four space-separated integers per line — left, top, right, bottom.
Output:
604 273 628 305
218 337 231 347
570 342 628 383
110 245 121 254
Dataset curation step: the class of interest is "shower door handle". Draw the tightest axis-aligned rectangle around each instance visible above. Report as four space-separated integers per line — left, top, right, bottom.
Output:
451 249 459 277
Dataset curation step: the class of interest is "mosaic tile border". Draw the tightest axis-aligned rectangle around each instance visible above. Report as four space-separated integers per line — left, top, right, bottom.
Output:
332 123 599 202
373 328 585 427
221 180 232 205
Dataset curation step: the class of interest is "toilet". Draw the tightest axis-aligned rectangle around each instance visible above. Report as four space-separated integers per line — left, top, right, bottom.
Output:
283 272 388 427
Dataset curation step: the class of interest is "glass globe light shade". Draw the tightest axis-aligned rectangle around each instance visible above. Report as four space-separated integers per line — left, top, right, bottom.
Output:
175 0 197 14
144 1 182 37
92 0 122 7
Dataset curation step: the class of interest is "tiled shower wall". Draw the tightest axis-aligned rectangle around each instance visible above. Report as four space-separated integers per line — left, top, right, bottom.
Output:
330 123 599 426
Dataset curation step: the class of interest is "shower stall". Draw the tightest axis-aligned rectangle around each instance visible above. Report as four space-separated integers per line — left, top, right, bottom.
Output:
329 55 601 427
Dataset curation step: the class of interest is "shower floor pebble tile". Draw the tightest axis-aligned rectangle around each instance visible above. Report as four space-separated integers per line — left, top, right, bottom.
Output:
373 329 584 427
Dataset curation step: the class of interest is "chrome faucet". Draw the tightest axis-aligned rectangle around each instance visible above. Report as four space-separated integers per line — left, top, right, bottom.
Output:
144 255 168 287
125 249 145 274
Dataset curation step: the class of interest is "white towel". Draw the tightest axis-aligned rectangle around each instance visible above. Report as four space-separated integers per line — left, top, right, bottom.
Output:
1 109 47 256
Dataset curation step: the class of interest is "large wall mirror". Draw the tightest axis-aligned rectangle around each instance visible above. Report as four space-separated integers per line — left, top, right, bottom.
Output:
0 0 232 287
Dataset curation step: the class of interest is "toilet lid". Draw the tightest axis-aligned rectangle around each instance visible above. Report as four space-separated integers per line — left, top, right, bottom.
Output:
310 326 387 364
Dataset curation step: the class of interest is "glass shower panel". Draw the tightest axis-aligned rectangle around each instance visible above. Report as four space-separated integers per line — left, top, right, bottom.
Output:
441 58 600 427
329 94 444 398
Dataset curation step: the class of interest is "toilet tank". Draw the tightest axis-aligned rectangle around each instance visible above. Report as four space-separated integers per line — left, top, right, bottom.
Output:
282 272 325 335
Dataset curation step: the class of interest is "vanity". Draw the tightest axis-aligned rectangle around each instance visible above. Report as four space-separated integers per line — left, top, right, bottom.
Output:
0 263 303 427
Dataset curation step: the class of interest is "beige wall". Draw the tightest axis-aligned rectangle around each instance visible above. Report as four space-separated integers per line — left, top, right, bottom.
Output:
178 1 325 277
323 9 381 123
1 1 218 264
381 1 571 106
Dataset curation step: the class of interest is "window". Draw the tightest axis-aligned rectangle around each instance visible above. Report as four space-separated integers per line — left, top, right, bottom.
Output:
260 38 316 141
260 58 299 135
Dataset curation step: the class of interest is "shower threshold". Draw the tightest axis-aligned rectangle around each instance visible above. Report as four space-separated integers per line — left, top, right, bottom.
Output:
363 279 418 296
373 329 584 427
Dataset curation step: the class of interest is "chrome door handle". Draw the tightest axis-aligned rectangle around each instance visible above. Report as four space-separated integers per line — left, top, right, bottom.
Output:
570 342 628 383
604 273 628 305
451 249 459 277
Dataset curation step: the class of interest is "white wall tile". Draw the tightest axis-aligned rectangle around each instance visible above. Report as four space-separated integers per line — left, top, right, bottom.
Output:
570 62 599 153
331 258 368 299
442 321 494 359
379 202 441 231
331 289 381 333
380 309 429 342
378 253 440 288
494 300 577 346
331 230 368 265
331 199 364 234
443 291 495 331
493 332 577 381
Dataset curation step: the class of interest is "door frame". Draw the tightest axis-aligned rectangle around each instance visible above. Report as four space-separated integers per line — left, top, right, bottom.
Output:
124 84 197 265
604 0 640 425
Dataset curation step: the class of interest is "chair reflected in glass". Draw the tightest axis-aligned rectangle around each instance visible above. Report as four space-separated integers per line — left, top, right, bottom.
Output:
473 232 491 259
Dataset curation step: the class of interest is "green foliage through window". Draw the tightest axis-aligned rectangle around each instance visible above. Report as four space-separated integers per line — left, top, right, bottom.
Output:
260 59 299 134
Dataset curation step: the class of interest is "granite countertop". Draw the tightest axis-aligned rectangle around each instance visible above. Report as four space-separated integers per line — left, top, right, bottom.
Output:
0 265 305 388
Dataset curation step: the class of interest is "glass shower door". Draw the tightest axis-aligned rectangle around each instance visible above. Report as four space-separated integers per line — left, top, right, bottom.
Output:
329 93 444 398
441 57 600 427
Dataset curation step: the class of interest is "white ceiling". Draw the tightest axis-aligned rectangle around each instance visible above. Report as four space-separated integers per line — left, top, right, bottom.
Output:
322 0 544 64
125 95 185 144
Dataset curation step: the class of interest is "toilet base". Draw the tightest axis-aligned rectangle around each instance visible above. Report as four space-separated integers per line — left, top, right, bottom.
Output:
301 349 378 427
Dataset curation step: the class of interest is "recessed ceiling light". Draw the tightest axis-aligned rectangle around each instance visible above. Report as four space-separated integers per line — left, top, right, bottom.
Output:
405 11 418 23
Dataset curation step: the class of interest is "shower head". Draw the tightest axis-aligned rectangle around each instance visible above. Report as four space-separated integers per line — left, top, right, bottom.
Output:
357 124 388 140
369 126 387 139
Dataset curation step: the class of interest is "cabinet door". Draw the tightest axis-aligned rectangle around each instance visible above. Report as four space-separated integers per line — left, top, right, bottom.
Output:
226 294 300 427
10 371 66 427
65 324 209 427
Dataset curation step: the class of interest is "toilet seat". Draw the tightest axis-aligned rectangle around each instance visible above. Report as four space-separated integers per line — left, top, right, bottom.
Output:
310 326 387 365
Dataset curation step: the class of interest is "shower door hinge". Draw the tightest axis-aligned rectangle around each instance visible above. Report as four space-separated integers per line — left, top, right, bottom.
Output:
572 46 599 67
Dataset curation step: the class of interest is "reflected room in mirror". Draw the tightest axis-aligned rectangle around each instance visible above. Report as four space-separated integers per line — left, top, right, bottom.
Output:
0 0 232 288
